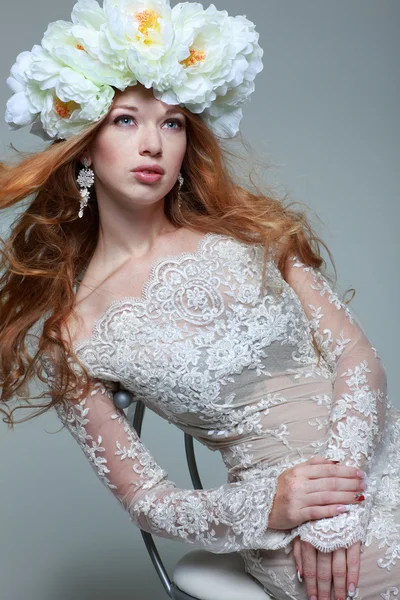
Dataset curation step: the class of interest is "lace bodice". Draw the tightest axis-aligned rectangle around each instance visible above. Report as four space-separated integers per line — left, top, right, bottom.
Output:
41 232 399 554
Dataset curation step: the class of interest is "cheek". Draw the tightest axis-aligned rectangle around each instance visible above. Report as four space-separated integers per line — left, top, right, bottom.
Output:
169 135 187 168
91 133 126 169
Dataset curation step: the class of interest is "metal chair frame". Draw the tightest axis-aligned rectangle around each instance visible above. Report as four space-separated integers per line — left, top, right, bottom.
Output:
131 399 205 600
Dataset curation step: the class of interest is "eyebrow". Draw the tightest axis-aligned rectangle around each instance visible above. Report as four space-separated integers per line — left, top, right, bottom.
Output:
110 104 185 116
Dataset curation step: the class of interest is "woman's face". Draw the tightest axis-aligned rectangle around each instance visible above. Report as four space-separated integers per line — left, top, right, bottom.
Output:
84 84 187 210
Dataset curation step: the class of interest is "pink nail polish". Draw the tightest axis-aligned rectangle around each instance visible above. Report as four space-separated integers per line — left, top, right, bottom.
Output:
347 582 356 597
337 505 349 513
357 470 367 478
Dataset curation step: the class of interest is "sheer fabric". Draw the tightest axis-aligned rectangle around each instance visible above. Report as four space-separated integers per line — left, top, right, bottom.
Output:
43 370 285 553
41 232 400 598
283 255 393 553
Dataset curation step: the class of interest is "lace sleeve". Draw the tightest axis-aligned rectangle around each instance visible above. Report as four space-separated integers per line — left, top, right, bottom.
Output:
283 255 389 552
41 356 293 553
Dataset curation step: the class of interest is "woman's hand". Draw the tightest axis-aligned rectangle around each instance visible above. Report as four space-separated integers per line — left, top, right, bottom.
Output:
293 536 361 600
268 456 366 530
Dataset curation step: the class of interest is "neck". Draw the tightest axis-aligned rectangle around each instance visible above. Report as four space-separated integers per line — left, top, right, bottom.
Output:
92 197 180 270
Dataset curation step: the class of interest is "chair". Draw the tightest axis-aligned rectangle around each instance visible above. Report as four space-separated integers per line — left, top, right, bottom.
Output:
130 400 271 600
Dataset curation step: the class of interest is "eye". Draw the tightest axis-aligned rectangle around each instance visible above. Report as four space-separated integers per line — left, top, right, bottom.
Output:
114 115 135 126
112 115 185 129
163 119 185 130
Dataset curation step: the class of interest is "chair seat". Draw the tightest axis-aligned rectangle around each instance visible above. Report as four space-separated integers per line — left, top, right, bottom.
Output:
172 550 272 600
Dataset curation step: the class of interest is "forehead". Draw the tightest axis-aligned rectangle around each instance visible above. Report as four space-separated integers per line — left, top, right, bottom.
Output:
112 85 184 115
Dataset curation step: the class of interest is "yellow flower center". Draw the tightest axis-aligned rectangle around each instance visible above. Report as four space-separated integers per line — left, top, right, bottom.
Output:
180 49 206 68
75 44 88 54
54 98 80 119
135 9 161 44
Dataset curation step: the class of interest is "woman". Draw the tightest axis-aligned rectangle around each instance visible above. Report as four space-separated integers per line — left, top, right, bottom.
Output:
1 1 399 599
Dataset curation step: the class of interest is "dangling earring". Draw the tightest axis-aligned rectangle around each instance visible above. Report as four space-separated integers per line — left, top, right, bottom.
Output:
77 158 94 218
177 172 184 209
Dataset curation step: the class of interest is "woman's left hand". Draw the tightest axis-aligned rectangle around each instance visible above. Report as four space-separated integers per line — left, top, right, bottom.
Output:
293 536 361 600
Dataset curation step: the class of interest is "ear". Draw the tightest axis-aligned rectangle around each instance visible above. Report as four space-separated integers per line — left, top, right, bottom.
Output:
78 152 92 166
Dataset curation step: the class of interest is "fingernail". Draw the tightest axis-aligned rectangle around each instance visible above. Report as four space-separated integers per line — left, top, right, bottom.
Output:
347 582 356 597
355 493 365 502
337 505 349 513
310 596 317 600
357 470 367 478
296 568 303 583
360 481 368 490
331 460 340 464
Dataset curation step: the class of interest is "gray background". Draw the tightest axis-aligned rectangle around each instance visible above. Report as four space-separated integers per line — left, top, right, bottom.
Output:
0 1 398 599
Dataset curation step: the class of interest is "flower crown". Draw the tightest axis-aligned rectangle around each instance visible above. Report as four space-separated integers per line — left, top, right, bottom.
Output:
5 0 264 141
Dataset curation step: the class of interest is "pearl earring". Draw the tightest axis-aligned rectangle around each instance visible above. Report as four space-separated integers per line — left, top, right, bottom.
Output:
77 158 94 218
177 173 184 209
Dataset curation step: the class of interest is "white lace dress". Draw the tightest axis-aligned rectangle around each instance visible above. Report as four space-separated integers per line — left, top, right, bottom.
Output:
41 232 400 600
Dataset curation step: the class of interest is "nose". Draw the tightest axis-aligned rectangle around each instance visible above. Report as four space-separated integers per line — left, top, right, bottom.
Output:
138 123 162 157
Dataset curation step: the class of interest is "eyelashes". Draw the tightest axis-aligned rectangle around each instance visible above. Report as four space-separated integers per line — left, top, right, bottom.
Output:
113 114 185 129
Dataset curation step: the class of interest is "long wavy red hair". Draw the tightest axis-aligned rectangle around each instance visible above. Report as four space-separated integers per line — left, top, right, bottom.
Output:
0 89 355 428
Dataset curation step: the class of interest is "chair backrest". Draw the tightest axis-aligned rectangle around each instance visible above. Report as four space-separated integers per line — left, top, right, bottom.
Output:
130 399 204 599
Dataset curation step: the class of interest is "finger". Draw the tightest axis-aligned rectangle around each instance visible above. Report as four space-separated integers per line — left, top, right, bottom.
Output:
300 503 352 522
317 550 332 600
306 491 366 507
293 537 303 583
302 541 318 600
346 542 361 598
301 463 366 480
332 547 347 600
306 456 339 465
306 477 367 494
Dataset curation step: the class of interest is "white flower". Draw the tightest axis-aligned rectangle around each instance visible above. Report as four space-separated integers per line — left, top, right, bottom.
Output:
73 0 130 77
16 44 115 139
155 3 263 137
102 0 180 89
41 18 131 89
104 0 172 58
5 49 45 129
25 44 65 92
39 69 114 139
165 3 233 108
150 1 206 98
201 14 264 137
4 0 264 140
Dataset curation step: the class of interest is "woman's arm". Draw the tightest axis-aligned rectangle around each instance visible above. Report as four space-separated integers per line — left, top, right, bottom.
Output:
42 353 364 554
282 253 389 552
42 355 294 554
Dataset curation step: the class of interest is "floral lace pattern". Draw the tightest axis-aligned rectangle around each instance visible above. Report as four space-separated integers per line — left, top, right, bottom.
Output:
42 232 400 596
284 255 392 553
42 353 290 553
381 588 399 600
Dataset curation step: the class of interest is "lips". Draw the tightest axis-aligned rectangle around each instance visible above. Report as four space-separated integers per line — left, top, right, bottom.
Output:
132 164 165 174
